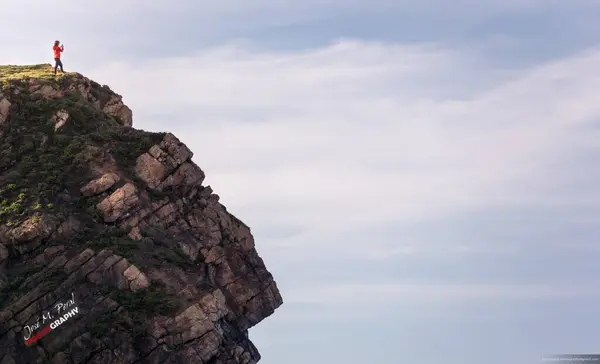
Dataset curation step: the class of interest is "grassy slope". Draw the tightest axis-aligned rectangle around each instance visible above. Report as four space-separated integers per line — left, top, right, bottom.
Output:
0 64 62 81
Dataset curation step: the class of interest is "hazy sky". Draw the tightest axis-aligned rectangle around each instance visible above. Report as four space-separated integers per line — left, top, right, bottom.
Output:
2 1 600 363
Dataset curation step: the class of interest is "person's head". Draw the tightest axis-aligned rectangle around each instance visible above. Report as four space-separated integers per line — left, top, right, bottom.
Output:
54 40 60 46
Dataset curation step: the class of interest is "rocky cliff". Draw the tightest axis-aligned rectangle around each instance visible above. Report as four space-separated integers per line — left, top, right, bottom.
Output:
0 64 283 364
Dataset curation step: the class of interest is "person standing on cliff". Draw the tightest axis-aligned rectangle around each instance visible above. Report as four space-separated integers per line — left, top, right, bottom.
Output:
53 40 64 75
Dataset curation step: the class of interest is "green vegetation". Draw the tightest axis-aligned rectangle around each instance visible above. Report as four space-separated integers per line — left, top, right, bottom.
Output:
90 235 140 260
110 281 179 317
86 127 165 171
0 68 164 227
1 263 46 305
90 281 179 339
0 67 186 344
152 245 195 268
0 88 100 225
0 185 26 225
89 311 115 337
0 64 68 89
72 227 196 271
45 269 70 291
0 261 69 307
0 132 87 225
72 227 139 262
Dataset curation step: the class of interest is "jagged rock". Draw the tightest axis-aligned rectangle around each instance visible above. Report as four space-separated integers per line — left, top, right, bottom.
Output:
102 94 133 127
157 133 193 165
52 109 69 130
68 73 133 127
51 352 71 364
158 162 205 193
8 214 58 245
134 133 194 189
80 172 120 197
122 264 150 291
0 97 10 124
134 153 169 188
29 71 132 126
55 216 81 239
96 183 140 222
0 64 282 364
36 84 63 99
0 243 8 263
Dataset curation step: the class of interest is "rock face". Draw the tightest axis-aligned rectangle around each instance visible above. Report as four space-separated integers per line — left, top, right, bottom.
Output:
0 96 10 125
0 66 282 363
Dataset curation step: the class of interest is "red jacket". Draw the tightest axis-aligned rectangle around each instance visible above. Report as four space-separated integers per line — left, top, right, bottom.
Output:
53 45 64 59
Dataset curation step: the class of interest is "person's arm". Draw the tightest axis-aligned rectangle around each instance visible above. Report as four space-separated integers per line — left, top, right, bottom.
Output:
61 45 64 51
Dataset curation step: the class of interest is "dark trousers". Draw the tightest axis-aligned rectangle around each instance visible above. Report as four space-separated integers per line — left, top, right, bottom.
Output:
54 58 64 74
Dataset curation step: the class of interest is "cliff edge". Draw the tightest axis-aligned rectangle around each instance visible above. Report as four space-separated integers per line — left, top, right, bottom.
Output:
0 64 283 364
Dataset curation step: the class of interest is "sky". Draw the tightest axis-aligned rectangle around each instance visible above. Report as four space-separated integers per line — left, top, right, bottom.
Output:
2 1 600 363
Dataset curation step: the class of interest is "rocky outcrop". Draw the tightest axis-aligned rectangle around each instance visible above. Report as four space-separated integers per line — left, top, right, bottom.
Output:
0 95 10 125
80 173 121 197
5 67 133 127
60 73 134 127
52 110 69 130
0 65 282 364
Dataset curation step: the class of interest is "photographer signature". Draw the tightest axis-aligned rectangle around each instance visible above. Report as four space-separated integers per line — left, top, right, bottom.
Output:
22 292 79 345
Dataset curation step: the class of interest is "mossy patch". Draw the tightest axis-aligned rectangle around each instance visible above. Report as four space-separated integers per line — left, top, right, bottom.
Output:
151 245 195 268
0 260 70 307
0 263 46 305
90 281 179 339
0 88 102 223
109 281 179 317
71 227 139 261
70 226 197 272
85 127 165 172
0 131 88 226
0 64 68 89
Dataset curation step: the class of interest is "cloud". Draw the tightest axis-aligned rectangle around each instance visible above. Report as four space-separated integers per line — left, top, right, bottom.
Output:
261 280 600 326
81 43 600 344
83 40 600 240
80 44 600 350
0 0 572 18
286 282 599 305
2 0 600 66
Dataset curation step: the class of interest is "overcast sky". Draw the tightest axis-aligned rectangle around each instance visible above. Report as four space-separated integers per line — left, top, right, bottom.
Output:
2 1 600 363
